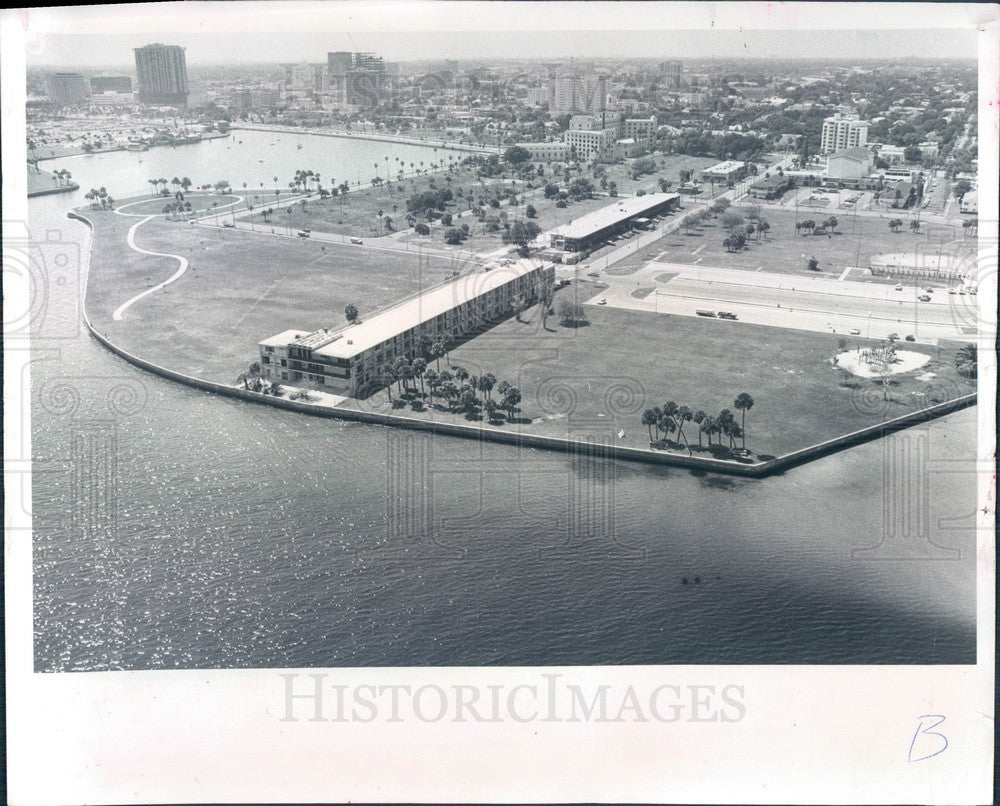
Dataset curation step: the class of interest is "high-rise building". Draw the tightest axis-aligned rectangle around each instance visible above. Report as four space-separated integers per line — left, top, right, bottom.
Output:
47 73 90 107
549 73 607 115
659 60 683 88
326 51 388 106
820 112 868 154
134 43 189 107
90 76 132 94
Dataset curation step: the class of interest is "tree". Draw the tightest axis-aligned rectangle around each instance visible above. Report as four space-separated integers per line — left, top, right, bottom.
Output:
543 183 560 199
503 145 531 164
503 220 541 250
952 179 972 200
954 344 977 378
720 211 745 232
525 204 537 219
444 228 463 245
676 406 693 454
825 216 838 233
411 357 427 395
692 410 707 446
345 304 359 323
807 257 820 271
903 145 923 164
558 299 587 327
568 178 595 200
607 181 618 197
502 386 522 418
909 219 921 233
430 340 445 371
478 372 497 399
641 409 658 441
888 218 903 232
734 392 754 450
392 356 410 396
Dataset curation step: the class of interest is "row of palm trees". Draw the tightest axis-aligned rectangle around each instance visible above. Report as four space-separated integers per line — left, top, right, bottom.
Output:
383 356 523 421
148 177 193 196
49 168 73 186
640 393 755 455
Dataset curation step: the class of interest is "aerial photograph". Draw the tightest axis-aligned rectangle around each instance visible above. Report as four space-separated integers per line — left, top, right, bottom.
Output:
21 18 985 672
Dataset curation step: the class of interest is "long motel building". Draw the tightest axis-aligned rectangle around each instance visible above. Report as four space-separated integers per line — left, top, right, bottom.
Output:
258 260 555 397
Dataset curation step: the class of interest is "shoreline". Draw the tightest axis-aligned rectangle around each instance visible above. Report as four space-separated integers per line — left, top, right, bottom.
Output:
232 123 493 154
68 209 977 478
33 130 230 163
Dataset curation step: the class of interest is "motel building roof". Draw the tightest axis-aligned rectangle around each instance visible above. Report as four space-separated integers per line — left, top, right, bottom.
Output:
260 259 550 361
549 193 680 241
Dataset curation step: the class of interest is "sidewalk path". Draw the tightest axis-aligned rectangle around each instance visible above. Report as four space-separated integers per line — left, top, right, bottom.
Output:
112 216 189 321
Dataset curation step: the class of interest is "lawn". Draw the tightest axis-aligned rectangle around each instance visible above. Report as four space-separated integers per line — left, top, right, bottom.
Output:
608 205 973 281
82 204 474 382
348 296 975 458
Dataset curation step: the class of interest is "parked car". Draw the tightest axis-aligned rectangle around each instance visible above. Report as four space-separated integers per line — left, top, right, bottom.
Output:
895 284 903 291
918 294 931 302
297 229 311 238
696 310 717 318
222 221 235 228
349 237 363 244
597 298 607 305
718 311 738 319
850 327 861 335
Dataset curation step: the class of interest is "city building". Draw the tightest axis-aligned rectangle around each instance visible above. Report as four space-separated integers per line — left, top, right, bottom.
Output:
259 261 554 397
516 141 571 161
46 73 90 107
327 51 388 106
564 126 618 161
820 112 868 154
621 115 658 145
700 160 749 184
134 43 189 107
548 193 681 253
827 147 874 180
747 175 794 199
659 60 683 88
90 76 132 94
549 73 607 115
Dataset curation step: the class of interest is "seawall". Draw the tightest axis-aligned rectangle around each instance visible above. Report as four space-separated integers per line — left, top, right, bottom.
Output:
68 211 977 478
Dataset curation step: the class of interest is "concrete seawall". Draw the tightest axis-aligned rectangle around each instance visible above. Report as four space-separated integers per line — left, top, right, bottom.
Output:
69 210 977 478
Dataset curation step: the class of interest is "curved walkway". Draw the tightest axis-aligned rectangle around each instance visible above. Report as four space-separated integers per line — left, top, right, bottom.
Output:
112 216 189 321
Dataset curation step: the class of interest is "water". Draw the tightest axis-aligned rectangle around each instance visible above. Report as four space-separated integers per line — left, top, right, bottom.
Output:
26 132 978 670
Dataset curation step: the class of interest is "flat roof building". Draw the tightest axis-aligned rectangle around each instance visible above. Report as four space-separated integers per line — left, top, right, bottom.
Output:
820 112 868 155
259 260 554 397
549 193 681 253
134 44 189 107
700 160 748 184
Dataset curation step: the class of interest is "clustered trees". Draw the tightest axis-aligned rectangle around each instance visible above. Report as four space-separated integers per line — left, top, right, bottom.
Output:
640 393 755 456
382 354 524 423
795 216 838 235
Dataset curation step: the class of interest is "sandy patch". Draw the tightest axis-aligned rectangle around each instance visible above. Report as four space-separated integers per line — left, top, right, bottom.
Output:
834 348 931 378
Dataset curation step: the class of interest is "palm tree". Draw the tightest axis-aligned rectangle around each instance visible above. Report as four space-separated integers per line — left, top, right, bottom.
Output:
430 340 445 371
641 409 657 441
733 393 754 450
676 406 693 454
954 344 977 378
692 410 707 446
701 416 716 446
718 409 737 450
425 368 439 405
478 372 496 399
412 357 428 395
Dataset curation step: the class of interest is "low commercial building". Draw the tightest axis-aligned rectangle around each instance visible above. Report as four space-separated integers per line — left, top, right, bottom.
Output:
259 261 555 397
516 141 571 162
747 174 794 199
548 193 681 253
827 147 874 181
700 160 748 184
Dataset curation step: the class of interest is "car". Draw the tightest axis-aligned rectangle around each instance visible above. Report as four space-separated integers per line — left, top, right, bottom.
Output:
297 229 311 237
718 311 738 320
918 294 931 302
596 298 607 305
696 309 717 318
958 289 966 295
222 221 235 228
948 288 957 294
895 284 903 291
349 237 363 244
905 335 916 342
923 287 934 293
850 327 861 335
587 272 600 278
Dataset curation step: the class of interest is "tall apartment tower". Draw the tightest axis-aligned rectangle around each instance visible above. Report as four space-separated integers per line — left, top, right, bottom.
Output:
134 43 189 107
820 112 869 154
47 73 91 107
659 60 683 88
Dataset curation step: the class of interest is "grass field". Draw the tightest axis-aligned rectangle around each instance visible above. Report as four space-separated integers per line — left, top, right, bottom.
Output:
83 205 477 381
352 298 975 457
82 194 975 460
607 205 972 280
